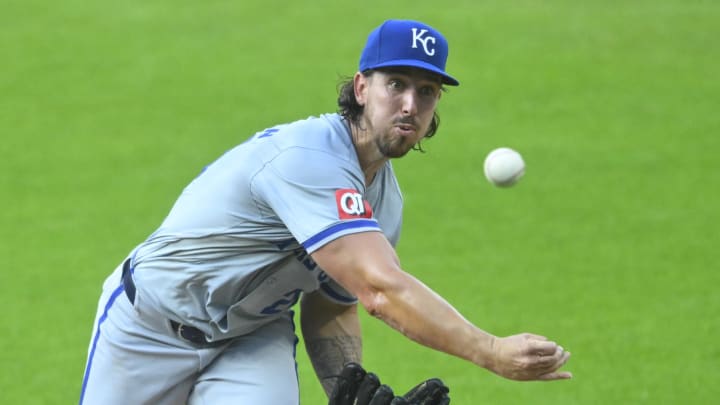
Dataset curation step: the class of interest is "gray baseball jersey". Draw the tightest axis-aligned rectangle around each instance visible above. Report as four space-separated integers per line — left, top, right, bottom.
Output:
133 112 402 339
80 113 403 404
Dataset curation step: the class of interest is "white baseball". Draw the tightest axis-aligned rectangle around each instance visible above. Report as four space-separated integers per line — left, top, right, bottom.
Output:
483 147 525 187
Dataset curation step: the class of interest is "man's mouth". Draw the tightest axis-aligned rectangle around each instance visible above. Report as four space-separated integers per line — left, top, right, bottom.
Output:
395 123 417 135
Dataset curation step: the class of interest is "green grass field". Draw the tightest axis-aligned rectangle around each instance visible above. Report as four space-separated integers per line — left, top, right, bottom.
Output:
2 0 718 403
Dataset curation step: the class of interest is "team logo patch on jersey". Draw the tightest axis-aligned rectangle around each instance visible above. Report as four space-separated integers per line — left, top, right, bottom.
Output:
335 189 373 219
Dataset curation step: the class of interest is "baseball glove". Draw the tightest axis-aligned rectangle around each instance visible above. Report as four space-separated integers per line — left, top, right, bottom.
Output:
328 362 450 405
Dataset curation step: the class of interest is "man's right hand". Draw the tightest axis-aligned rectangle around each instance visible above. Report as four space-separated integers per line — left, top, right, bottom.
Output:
485 333 572 381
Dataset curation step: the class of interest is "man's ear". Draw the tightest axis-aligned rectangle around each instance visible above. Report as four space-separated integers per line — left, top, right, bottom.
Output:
353 72 368 106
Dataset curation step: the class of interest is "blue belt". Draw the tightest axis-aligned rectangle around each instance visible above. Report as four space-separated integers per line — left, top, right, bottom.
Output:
121 259 216 346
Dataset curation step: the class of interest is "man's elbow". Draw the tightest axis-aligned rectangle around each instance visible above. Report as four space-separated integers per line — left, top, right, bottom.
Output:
359 289 388 318
356 279 403 324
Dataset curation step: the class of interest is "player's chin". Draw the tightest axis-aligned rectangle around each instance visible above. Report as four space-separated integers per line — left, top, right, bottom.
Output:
378 131 418 157
381 140 414 158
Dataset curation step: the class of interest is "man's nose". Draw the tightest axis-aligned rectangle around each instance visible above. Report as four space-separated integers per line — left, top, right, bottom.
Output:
401 90 418 115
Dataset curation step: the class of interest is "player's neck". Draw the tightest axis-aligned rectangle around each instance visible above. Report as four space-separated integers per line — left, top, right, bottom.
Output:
349 122 387 186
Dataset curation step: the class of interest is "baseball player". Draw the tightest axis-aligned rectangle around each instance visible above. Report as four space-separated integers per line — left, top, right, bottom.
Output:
79 19 572 405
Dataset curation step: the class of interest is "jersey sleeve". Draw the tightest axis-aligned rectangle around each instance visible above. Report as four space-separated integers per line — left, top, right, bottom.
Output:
250 147 382 254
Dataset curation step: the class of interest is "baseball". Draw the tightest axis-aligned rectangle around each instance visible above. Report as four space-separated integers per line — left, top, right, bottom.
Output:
483 147 525 187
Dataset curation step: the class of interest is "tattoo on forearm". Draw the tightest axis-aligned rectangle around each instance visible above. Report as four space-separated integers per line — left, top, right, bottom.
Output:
305 336 362 396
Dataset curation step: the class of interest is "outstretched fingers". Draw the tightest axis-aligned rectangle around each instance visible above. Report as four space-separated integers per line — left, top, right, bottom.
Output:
536 348 572 379
527 338 559 356
522 337 572 379
538 369 573 381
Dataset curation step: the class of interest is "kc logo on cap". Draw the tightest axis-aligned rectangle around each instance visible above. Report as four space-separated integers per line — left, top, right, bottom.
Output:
358 19 459 86
412 28 436 56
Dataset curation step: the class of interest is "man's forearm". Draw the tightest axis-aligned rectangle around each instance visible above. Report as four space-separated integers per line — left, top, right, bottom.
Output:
305 335 362 396
366 270 496 368
301 293 362 397
311 233 495 369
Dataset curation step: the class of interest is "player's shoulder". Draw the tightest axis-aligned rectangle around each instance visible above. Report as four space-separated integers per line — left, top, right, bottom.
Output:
245 114 363 186
261 113 359 171
288 113 345 133
268 113 354 158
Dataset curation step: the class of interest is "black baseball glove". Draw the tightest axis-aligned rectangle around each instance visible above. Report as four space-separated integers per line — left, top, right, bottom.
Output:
328 362 450 405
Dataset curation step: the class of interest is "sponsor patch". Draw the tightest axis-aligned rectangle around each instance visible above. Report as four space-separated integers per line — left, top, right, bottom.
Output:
335 189 373 219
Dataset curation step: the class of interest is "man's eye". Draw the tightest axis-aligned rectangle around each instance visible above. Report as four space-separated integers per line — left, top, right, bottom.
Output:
420 86 439 97
420 86 437 96
388 80 403 90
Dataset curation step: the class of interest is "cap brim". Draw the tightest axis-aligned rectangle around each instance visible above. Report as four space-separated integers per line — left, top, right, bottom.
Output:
366 59 459 86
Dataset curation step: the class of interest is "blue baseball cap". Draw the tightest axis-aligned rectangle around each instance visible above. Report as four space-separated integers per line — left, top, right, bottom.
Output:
359 19 459 86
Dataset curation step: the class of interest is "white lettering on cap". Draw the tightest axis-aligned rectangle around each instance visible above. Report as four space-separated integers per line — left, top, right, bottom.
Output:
411 28 436 56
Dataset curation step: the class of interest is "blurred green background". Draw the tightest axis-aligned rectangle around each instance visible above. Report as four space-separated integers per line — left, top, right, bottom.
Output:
2 0 718 403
